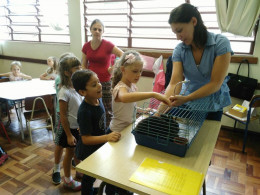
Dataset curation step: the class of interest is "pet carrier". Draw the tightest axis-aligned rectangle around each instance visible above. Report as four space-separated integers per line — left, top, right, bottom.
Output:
132 95 219 157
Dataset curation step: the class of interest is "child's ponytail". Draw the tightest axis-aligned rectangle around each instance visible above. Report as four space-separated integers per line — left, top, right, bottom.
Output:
112 62 122 88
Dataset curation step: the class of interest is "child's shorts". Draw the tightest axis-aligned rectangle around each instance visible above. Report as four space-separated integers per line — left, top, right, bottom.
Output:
57 128 80 148
54 114 79 148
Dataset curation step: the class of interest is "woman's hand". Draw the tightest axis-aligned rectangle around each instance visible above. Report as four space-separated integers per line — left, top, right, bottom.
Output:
107 131 121 142
169 95 189 107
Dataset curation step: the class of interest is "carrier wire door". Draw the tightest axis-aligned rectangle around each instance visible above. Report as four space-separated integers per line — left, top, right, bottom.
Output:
23 95 55 145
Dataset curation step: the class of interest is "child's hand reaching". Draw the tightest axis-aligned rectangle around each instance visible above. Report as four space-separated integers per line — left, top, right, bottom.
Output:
169 95 188 107
107 131 121 142
154 93 171 106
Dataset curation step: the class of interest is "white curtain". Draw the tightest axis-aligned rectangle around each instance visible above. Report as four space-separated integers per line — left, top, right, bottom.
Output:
215 0 260 36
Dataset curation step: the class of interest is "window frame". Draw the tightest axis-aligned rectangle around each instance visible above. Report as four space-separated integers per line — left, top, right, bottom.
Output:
83 0 258 55
0 0 70 44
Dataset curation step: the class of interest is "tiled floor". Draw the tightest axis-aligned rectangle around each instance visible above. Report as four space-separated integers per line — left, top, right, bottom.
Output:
0 108 260 195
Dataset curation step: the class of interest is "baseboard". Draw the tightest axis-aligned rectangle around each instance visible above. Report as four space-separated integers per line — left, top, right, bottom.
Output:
221 125 260 136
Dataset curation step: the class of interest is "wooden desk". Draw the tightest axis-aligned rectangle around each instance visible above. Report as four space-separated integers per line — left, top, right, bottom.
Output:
0 78 55 140
76 120 221 195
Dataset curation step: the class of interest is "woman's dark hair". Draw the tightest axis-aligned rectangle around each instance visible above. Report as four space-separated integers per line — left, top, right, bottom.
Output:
72 69 96 93
168 3 207 48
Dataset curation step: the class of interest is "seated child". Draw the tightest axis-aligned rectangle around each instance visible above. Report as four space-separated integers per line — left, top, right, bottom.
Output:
0 61 32 81
40 56 58 80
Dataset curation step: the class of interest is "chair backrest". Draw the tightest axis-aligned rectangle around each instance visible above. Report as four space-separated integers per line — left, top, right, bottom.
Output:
25 95 54 114
0 78 9 83
250 95 260 108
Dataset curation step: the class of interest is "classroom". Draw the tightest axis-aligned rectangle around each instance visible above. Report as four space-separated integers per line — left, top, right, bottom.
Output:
0 0 260 194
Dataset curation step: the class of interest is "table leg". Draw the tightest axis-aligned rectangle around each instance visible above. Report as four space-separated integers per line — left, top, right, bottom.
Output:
97 181 106 195
203 180 206 195
203 160 212 195
17 101 24 140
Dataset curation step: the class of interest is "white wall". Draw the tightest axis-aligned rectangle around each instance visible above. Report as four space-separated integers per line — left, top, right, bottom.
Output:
0 0 260 132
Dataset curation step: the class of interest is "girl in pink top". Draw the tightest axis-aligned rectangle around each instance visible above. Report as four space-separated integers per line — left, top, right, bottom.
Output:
0 61 32 81
81 19 123 127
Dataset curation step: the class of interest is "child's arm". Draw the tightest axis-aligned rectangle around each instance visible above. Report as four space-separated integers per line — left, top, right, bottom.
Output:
81 132 121 145
40 72 48 80
0 72 11 77
59 100 77 146
117 87 171 106
20 73 32 80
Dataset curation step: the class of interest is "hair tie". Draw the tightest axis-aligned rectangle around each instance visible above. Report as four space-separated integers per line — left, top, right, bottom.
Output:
124 53 136 64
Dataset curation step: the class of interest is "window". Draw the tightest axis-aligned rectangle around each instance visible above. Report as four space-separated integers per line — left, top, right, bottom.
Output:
0 0 70 43
83 0 258 54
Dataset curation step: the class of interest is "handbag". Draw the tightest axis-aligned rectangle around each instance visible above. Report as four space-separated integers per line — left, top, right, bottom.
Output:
227 59 258 101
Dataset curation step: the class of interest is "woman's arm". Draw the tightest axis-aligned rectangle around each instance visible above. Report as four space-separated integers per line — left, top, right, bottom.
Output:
155 61 184 114
81 131 121 145
59 100 76 146
112 46 123 57
81 52 88 69
164 61 184 98
116 87 171 105
188 53 231 99
170 52 231 107
108 46 124 74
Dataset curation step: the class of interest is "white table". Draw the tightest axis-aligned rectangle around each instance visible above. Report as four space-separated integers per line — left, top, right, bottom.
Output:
0 78 56 140
76 120 221 195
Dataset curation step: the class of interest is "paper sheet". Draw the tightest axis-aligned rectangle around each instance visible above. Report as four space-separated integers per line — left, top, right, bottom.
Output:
242 100 256 116
130 158 204 195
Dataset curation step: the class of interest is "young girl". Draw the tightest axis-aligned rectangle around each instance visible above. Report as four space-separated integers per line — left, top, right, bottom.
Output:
71 69 121 195
40 56 58 80
0 61 32 81
56 54 83 191
109 50 171 133
52 52 74 185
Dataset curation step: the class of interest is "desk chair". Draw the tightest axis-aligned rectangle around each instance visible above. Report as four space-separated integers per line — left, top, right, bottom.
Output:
23 95 55 145
0 120 11 144
0 77 21 125
0 78 11 124
224 95 260 153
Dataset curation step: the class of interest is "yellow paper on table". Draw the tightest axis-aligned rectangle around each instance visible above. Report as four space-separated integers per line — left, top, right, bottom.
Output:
129 158 204 195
